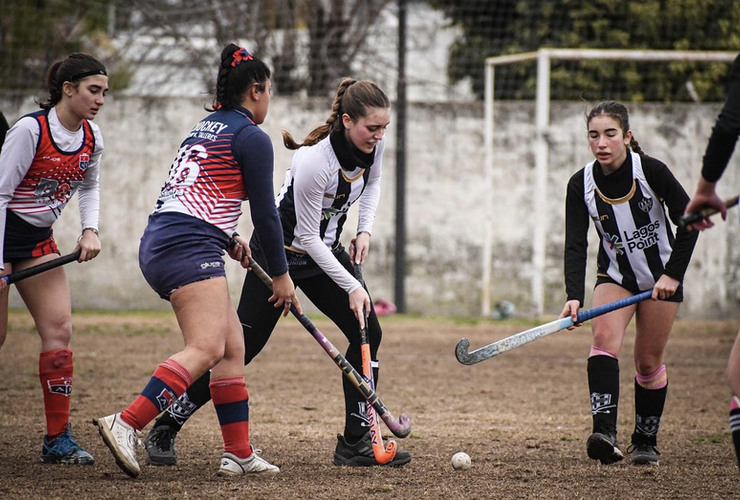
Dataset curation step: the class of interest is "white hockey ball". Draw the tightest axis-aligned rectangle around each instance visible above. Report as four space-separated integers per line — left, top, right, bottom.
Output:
451 451 471 470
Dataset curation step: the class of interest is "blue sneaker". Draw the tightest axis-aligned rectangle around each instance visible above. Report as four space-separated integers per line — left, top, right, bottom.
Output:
41 423 95 465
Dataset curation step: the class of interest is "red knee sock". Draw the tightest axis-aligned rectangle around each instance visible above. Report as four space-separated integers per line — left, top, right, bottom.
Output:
121 359 192 431
39 349 74 438
210 377 251 458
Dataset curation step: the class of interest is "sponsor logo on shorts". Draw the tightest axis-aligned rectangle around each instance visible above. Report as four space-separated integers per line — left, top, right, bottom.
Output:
200 261 223 270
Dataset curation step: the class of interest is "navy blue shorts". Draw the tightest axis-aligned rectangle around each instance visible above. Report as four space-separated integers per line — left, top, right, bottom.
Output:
4 210 59 264
139 212 231 300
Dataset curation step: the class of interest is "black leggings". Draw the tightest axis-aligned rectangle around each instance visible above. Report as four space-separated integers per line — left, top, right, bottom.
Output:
239 249 383 439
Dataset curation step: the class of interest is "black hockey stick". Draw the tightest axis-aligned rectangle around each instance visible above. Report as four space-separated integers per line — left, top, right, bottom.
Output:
249 258 412 438
2 250 82 285
678 194 740 228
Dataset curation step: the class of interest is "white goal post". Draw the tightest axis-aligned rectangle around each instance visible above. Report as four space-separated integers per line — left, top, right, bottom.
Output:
481 48 737 318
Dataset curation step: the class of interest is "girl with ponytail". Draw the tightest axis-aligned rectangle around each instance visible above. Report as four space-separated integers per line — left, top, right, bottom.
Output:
560 100 698 467
0 53 108 466
95 44 298 478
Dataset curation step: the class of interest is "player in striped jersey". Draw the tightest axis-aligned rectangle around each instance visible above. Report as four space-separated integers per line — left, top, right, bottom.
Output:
560 101 698 466
145 78 411 468
684 52 740 476
0 53 107 466
94 45 299 478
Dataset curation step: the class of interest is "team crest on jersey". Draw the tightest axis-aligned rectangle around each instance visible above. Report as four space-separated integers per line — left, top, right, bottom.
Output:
638 196 653 213
47 377 73 396
79 153 90 171
603 233 624 255
156 388 176 411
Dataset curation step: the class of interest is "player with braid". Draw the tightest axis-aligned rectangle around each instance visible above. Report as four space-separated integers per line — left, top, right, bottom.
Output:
559 101 698 466
94 44 299 478
144 77 412 468
0 53 107 465
684 52 740 477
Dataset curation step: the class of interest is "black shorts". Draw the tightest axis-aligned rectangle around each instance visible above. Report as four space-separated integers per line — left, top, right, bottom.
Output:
595 274 683 303
3 210 59 264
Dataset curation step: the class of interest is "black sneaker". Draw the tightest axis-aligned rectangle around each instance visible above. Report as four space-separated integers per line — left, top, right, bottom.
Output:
333 433 412 467
145 424 178 466
628 441 660 465
586 432 624 465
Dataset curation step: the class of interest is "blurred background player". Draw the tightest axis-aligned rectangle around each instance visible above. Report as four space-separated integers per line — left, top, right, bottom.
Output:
93 44 299 478
144 77 412 468
0 53 107 464
559 100 698 466
683 52 740 476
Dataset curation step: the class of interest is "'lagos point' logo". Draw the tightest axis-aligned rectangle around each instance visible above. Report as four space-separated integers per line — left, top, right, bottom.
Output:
623 220 661 252
603 232 624 255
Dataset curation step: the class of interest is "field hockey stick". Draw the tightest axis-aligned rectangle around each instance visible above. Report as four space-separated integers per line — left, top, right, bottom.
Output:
456 289 653 365
2 250 82 285
248 258 412 438
353 262 397 463
678 194 740 228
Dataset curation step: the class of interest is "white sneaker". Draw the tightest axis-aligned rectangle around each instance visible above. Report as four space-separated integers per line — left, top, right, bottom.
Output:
217 449 280 477
93 413 141 477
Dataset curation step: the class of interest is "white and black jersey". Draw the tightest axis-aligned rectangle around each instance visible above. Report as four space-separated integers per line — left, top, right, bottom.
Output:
269 131 382 293
564 151 699 306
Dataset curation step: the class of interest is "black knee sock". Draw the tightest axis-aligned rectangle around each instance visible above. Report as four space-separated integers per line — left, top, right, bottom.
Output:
154 370 213 431
632 380 667 446
343 364 380 442
588 355 620 436
730 401 740 474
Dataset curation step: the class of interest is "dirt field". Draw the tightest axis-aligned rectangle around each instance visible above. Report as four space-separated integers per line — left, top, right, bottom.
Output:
1 310 739 499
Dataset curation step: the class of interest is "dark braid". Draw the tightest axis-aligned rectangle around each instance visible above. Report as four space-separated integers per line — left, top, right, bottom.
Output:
586 100 646 154
282 77 390 150
39 53 107 110
208 43 270 112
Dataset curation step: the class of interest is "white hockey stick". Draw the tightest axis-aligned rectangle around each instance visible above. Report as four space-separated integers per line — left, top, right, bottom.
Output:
455 290 653 365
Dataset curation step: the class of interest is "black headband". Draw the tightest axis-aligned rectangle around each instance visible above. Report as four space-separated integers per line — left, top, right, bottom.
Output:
67 69 107 82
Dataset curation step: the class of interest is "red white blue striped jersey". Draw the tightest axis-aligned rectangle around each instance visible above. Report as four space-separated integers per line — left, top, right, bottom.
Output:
0 107 102 264
154 109 255 234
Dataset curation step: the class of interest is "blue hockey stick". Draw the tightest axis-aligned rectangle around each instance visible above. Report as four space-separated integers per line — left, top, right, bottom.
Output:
455 290 653 365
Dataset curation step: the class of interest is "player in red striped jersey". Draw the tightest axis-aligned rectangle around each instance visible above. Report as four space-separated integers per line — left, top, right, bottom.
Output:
94 44 299 478
0 53 108 465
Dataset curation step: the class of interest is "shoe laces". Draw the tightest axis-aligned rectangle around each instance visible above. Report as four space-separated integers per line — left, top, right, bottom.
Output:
47 429 83 455
627 442 660 455
149 426 175 451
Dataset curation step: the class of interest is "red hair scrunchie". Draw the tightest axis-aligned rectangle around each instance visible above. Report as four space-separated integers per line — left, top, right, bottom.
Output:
231 48 254 67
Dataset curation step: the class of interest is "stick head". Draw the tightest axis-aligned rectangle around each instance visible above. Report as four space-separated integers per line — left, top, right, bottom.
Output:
455 338 473 365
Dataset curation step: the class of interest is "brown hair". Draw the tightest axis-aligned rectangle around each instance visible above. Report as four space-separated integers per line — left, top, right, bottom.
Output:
40 53 107 110
282 78 390 150
586 100 644 154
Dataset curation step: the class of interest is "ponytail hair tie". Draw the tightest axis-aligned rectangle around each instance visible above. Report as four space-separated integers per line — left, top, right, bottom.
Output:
231 48 254 67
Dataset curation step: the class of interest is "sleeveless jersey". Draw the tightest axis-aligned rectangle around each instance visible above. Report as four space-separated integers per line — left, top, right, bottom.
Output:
8 110 96 219
584 151 675 291
154 109 254 234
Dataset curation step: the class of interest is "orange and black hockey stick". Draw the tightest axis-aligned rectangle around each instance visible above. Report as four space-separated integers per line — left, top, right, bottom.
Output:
248 258 411 438
353 262 397 463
